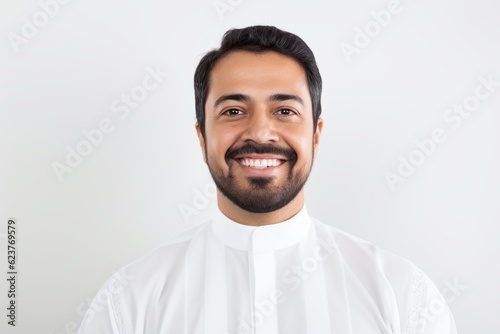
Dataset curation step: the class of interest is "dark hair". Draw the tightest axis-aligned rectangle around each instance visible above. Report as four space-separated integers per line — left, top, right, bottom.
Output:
194 25 322 138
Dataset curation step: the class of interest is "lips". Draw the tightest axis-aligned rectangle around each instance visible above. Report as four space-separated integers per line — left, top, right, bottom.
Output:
226 143 297 169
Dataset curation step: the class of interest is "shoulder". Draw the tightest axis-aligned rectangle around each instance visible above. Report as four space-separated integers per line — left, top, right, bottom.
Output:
99 222 211 301
310 217 419 308
310 217 457 333
310 217 416 278
79 223 211 332
120 222 210 281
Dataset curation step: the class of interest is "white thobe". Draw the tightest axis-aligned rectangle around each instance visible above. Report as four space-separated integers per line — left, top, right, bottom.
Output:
78 206 457 334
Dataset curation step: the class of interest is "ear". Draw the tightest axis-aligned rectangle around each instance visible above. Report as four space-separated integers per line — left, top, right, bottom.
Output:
195 122 207 164
313 118 323 161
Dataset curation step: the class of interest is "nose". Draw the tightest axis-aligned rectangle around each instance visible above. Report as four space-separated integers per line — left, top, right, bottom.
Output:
240 108 279 144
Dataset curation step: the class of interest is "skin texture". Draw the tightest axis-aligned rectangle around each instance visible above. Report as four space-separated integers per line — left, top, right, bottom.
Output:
196 50 323 226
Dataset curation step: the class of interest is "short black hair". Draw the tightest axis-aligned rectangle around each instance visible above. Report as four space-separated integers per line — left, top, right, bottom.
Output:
194 25 322 138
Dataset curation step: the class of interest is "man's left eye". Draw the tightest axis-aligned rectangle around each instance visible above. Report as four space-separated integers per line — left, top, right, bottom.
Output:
277 109 295 115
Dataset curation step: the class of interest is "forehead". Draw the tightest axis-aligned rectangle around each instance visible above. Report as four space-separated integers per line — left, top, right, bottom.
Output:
207 50 311 106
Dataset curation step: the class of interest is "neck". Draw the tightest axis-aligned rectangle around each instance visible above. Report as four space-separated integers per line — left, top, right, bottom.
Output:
217 190 305 226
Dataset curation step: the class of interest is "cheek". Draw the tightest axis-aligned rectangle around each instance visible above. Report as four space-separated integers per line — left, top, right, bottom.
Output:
206 133 232 163
297 144 313 165
288 130 315 162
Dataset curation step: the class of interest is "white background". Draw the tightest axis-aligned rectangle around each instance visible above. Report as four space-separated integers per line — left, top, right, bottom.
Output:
1 0 499 333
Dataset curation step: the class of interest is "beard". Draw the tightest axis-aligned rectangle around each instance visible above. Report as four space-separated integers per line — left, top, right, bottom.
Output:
205 141 313 213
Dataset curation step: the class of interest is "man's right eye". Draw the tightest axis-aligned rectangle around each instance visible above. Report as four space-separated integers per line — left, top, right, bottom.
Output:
223 109 242 116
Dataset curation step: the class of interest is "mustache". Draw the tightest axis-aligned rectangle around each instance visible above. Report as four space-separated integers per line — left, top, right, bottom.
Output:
225 142 297 162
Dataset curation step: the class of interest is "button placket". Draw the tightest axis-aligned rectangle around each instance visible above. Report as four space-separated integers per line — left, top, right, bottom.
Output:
250 229 279 334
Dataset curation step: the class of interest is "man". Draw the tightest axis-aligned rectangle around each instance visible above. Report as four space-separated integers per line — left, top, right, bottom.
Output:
78 25 457 333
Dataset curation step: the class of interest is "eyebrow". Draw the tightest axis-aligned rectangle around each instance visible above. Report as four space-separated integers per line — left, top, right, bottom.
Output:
213 94 250 109
269 93 304 106
213 93 304 109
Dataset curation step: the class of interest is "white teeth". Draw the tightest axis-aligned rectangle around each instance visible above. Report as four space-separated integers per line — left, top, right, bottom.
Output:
239 159 282 169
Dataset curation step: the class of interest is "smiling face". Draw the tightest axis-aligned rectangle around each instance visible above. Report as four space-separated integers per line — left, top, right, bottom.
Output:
196 50 322 222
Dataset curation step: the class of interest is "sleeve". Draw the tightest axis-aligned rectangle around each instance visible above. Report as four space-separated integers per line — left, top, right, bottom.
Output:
407 267 458 334
77 274 124 334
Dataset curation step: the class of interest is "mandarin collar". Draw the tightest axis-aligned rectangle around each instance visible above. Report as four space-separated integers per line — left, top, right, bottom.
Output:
211 205 311 253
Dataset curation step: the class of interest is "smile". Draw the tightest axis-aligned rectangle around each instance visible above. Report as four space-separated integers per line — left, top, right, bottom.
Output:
238 158 283 169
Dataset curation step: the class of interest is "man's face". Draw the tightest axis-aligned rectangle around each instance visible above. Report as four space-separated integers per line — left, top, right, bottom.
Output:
196 50 322 213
